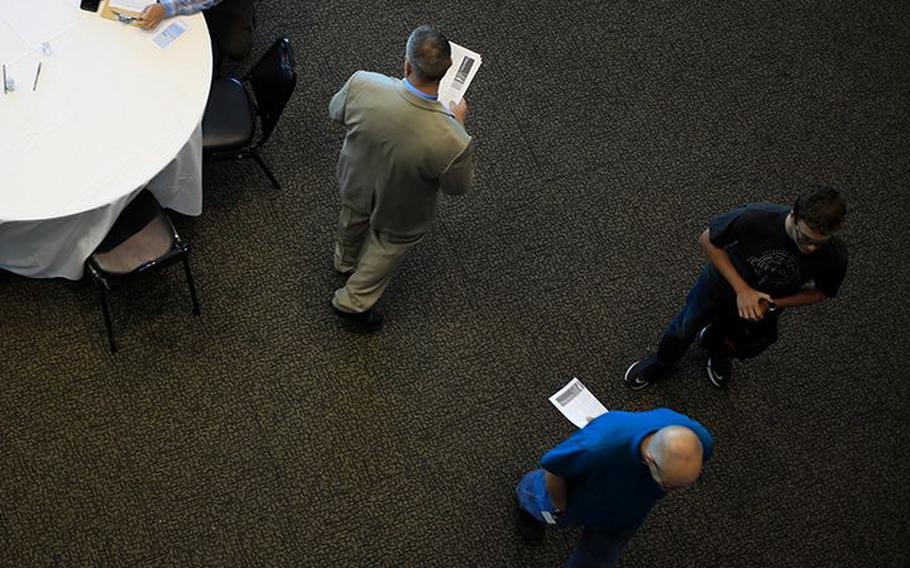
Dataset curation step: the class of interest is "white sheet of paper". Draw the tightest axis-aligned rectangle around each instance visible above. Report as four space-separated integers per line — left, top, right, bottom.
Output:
152 20 188 50
0 19 30 65
108 0 149 13
0 0 79 49
549 378 608 429
438 42 482 108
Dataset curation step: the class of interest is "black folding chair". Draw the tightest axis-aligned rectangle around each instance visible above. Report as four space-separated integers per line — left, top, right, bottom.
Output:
86 190 201 353
202 37 297 189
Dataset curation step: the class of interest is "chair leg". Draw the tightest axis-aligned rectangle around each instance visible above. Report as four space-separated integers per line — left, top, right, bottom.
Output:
98 286 117 354
252 151 281 190
182 257 201 316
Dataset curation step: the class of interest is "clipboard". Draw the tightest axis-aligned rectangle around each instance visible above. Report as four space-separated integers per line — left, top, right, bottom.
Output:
100 0 144 24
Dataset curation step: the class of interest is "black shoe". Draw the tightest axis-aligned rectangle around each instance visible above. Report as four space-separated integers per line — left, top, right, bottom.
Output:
513 506 545 544
624 355 668 390
706 355 732 388
331 301 383 333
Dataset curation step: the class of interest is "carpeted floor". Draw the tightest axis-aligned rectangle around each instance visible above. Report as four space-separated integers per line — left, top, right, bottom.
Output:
2 1 909 566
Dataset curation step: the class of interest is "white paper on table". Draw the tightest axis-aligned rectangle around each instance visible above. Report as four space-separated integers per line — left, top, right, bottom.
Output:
108 0 150 12
0 0 79 49
0 19 30 65
437 42 482 108
549 377 608 429
152 20 188 50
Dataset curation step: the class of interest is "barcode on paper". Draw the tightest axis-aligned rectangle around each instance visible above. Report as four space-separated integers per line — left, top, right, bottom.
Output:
555 381 584 407
452 57 475 90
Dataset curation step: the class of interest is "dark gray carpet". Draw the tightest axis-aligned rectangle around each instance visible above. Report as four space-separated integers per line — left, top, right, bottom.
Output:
2 1 909 566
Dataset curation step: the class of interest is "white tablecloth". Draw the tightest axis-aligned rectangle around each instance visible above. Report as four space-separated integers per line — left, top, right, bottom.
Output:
0 0 211 279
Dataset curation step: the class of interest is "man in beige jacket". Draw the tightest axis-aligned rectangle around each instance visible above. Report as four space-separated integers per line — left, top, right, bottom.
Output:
328 25 475 332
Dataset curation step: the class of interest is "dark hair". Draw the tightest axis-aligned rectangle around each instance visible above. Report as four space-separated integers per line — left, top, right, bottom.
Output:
405 25 452 82
793 185 847 235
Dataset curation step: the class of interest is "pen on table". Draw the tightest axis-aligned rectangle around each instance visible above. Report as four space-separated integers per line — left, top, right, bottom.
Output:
2 64 7 94
112 11 137 25
33 62 42 91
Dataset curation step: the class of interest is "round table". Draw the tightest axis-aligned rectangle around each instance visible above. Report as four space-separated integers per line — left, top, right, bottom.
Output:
0 0 211 279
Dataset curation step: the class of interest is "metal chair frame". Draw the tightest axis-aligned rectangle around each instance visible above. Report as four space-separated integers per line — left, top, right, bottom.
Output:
203 37 296 190
86 195 201 353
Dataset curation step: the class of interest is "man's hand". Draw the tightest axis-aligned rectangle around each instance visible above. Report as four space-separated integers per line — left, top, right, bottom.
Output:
449 98 468 124
137 4 166 29
544 471 568 512
736 287 772 321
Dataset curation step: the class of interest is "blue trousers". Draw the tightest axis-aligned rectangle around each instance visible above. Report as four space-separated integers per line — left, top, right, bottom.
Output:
656 264 737 367
516 470 633 568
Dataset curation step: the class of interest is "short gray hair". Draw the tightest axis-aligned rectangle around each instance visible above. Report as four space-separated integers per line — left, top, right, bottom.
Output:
405 25 452 82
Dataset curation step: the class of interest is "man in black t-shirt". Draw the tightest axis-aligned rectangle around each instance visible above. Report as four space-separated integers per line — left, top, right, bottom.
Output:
624 186 848 389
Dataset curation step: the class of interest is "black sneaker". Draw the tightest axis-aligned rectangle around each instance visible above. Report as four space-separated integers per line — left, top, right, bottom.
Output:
623 355 668 390
331 301 383 333
513 506 545 544
706 355 732 388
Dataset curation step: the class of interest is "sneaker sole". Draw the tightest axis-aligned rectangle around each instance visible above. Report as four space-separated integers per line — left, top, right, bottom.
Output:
706 360 726 388
624 361 651 391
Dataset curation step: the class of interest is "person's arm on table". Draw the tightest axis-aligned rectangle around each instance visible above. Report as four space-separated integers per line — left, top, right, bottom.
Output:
138 0 223 29
699 229 771 321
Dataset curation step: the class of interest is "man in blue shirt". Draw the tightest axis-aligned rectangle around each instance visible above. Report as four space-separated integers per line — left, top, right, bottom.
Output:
515 408 714 568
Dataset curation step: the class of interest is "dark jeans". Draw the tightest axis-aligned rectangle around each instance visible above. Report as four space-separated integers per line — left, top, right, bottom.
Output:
656 264 737 367
516 470 633 568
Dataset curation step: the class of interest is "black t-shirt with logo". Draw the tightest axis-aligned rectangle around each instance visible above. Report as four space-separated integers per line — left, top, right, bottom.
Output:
708 203 848 299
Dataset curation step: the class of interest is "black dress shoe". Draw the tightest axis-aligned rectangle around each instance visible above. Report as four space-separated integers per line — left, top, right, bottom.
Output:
331 302 383 333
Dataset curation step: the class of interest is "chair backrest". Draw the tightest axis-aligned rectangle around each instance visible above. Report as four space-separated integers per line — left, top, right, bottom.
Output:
246 37 297 146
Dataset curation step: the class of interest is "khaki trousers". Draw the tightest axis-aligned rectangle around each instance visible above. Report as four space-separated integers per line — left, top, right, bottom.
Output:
332 206 424 313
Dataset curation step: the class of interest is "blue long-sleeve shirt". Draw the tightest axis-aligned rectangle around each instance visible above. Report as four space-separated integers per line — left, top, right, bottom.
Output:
159 0 223 18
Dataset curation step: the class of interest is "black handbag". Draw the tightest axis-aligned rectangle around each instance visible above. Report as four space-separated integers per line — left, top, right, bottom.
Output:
702 310 780 360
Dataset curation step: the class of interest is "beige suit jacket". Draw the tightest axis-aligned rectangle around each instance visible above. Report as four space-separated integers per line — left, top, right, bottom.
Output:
329 71 474 236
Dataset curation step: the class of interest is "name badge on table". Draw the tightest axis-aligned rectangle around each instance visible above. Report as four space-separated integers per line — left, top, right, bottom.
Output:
153 20 189 50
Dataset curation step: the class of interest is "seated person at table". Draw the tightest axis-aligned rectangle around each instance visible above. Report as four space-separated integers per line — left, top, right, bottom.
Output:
138 0 255 62
136 0 222 30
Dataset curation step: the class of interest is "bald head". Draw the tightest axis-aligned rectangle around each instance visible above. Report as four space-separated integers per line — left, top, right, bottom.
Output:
643 426 704 490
